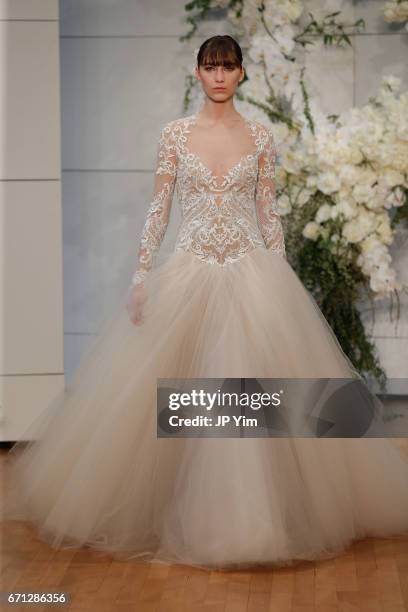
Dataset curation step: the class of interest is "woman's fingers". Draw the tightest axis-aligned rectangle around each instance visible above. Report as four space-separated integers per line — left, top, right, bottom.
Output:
126 285 147 325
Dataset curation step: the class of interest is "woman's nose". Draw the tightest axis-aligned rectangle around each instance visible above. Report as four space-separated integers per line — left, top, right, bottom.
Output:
214 67 225 81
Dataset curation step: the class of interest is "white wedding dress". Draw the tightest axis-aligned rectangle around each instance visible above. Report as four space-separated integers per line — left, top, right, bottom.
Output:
4 112 408 570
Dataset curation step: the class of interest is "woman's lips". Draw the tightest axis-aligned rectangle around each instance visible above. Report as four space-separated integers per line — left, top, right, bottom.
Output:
214 88 226 90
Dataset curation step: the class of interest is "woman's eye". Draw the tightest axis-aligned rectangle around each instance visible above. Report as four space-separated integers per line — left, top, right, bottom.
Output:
204 65 234 71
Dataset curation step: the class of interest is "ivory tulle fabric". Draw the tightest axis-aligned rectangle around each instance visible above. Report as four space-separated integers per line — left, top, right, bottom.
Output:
5 247 408 570
4 112 408 570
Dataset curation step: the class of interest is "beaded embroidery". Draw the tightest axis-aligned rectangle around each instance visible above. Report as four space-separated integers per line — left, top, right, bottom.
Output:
131 113 285 287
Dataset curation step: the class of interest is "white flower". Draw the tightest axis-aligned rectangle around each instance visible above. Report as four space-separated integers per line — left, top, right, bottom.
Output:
306 175 318 189
384 1 408 23
240 63 269 100
316 171 342 195
261 0 303 28
352 183 377 204
360 235 383 254
369 263 401 295
248 34 273 64
282 0 303 22
272 24 297 55
303 221 321 240
277 193 292 215
338 164 360 186
280 149 304 174
376 215 393 244
386 140 408 173
342 210 378 243
383 169 405 188
315 203 333 223
297 188 314 206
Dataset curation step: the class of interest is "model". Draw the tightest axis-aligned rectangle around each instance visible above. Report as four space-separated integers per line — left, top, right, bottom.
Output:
5 35 408 571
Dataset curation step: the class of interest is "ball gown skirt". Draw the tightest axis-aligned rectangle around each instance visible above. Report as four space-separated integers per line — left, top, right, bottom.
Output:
4 246 408 571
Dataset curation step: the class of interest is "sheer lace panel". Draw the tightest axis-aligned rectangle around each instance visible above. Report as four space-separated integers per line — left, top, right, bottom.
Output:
130 114 286 288
182 113 258 190
255 127 286 258
131 123 177 287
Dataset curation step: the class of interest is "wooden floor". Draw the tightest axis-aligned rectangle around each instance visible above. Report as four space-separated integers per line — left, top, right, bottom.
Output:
1 442 408 612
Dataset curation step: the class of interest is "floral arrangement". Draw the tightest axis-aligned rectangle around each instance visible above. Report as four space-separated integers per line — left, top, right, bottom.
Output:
300 76 407 297
383 0 408 28
180 0 408 387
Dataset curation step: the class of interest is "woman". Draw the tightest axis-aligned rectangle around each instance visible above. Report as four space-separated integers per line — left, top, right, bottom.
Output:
5 35 408 570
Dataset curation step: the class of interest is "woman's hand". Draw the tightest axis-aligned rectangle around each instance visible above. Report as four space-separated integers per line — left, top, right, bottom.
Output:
126 283 148 326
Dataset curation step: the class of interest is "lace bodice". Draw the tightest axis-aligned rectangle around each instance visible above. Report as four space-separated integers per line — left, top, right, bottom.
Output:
130 112 286 287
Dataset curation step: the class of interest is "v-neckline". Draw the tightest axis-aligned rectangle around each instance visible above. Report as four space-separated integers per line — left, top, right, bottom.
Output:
181 112 259 190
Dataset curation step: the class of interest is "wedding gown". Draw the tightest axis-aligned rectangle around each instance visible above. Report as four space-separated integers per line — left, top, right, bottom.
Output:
4 112 408 570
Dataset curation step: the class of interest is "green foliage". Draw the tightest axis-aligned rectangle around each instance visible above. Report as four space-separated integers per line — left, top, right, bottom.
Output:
183 74 197 113
292 233 386 390
299 67 315 134
293 11 366 48
180 0 213 41
282 190 387 387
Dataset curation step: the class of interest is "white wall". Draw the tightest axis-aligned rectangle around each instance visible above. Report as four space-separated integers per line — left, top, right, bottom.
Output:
0 0 64 440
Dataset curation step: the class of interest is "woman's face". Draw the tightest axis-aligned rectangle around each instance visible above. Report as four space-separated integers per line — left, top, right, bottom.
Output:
195 62 244 102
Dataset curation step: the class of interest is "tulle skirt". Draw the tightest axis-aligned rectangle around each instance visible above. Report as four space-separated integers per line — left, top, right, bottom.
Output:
4 246 408 570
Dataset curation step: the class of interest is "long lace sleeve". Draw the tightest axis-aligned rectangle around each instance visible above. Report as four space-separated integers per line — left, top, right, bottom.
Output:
255 126 286 258
130 122 177 288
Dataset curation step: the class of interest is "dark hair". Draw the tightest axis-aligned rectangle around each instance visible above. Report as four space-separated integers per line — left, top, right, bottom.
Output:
197 35 243 69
